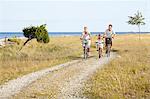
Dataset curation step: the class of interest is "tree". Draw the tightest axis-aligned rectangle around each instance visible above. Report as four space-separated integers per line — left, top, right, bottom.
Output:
20 24 49 50
127 11 145 40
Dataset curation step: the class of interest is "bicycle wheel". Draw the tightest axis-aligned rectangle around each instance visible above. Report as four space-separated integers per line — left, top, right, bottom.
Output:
83 47 88 59
106 44 111 57
99 48 102 58
83 47 86 59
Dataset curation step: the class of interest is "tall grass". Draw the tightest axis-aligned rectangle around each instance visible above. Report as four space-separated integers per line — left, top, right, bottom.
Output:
0 36 82 85
83 34 150 98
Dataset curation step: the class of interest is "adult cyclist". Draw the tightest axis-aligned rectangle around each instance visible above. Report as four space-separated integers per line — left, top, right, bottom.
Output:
103 24 116 52
80 26 91 56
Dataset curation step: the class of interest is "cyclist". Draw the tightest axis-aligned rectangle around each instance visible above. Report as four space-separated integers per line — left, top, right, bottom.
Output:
96 34 104 58
80 26 91 56
96 34 104 51
103 24 115 49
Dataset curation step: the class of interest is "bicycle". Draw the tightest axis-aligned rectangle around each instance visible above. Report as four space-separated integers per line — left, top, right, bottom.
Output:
105 38 112 57
96 41 103 58
83 39 89 59
106 43 111 57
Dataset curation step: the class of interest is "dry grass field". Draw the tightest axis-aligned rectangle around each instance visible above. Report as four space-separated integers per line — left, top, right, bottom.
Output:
83 34 150 98
0 34 150 99
0 36 82 85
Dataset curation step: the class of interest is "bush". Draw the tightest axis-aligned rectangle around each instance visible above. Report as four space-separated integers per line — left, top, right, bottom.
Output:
21 24 49 49
8 37 21 45
23 26 37 39
35 25 49 43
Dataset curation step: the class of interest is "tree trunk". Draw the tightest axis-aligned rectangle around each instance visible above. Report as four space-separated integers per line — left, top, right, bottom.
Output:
23 38 31 46
19 38 32 51
138 25 141 40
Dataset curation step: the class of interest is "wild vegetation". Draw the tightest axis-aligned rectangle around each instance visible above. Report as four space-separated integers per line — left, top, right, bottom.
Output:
8 37 21 45
20 24 49 50
0 36 82 85
83 34 150 98
0 34 150 98
127 11 145 40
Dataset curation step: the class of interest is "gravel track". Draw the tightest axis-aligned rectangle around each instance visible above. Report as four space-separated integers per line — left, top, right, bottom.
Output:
0 53 116 99
0 60 80 98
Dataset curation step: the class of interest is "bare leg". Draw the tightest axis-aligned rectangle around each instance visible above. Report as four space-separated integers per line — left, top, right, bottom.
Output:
101 48 103 56
87 48 90 52
87 48 90 56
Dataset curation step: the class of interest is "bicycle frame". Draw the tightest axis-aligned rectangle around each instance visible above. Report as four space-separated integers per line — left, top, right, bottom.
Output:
83 43 88 59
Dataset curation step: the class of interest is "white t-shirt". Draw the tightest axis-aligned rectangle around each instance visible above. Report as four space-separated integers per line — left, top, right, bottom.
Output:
104 29 115 38
96 39 104 49
81 32 91 40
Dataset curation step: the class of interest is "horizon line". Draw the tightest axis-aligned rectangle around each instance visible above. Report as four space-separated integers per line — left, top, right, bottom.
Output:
0 31 150 33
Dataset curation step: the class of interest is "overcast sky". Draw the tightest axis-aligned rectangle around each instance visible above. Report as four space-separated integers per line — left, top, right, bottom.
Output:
0 0 149 32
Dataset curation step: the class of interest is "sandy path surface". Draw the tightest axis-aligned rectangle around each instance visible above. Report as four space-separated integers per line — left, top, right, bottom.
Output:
0 53 116 99
0 60 80 98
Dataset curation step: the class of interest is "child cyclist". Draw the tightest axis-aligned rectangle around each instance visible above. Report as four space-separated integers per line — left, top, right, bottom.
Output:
80 26 91 56
95 34 104 57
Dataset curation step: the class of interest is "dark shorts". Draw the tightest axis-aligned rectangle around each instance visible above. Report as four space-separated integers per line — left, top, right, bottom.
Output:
105 38 112 46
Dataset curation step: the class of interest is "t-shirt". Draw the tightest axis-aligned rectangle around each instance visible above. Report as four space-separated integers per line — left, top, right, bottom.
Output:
104 29 115 38
81 31 91 40
96 39 104 45
83 34 90 40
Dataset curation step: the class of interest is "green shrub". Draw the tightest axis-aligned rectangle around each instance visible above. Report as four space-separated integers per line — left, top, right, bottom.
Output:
21 24 49 50
23 26 37 39
8 37 21 45
35 25 49 43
